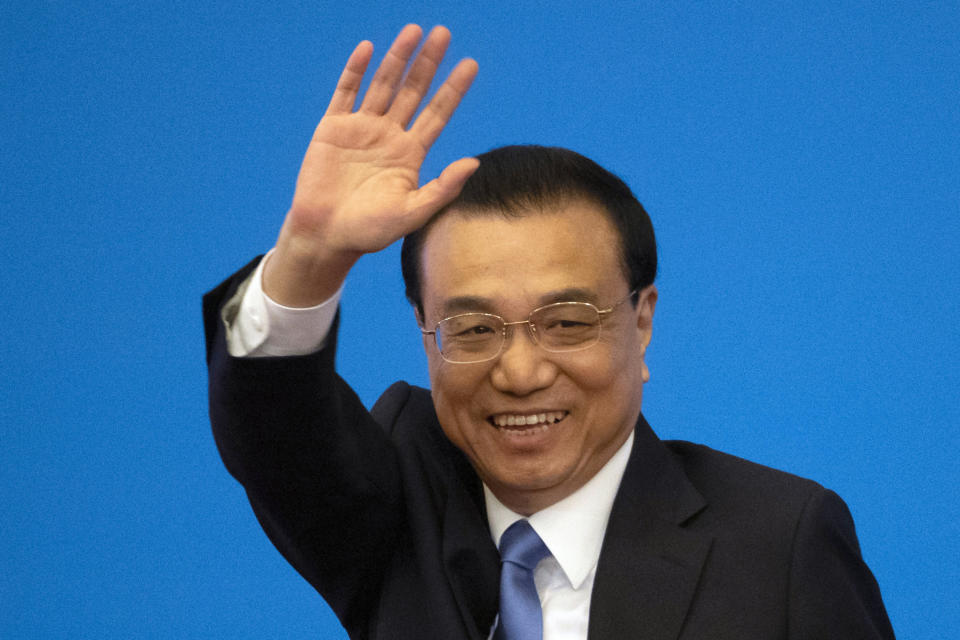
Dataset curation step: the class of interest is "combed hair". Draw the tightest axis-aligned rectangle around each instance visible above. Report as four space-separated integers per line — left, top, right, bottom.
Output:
401 145 657 314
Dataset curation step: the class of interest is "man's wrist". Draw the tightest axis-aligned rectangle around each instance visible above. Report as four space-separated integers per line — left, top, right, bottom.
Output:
262 229 358 307
226 250 342 357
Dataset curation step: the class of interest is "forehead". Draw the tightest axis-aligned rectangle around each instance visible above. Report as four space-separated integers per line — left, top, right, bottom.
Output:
419 202 627 316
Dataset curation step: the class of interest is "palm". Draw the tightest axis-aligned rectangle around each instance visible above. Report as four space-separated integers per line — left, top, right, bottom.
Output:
291 113 429 253
283 25 478 258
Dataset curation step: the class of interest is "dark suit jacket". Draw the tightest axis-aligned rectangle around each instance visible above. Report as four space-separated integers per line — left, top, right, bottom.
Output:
204 260 895 640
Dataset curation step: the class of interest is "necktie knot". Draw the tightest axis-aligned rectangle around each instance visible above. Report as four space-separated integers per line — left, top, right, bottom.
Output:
494 520 550 640
499 519 550 570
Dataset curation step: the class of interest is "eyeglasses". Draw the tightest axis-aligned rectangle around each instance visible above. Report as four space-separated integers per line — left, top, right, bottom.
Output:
421 290 637 364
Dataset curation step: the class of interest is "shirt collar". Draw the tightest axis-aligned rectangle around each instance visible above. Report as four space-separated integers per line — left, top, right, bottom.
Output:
484 431 634 589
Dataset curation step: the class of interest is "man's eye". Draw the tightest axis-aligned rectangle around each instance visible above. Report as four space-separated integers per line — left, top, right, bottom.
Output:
447 322 498 340
545 318 591 330
457 324 496 336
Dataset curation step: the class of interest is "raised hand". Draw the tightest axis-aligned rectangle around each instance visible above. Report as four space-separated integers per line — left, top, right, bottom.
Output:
265 24 479 306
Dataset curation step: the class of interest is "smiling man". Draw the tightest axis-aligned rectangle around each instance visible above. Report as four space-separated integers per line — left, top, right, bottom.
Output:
415 199 655 517
204 24 894 640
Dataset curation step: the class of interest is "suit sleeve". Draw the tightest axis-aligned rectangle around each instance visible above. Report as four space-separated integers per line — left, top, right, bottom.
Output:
203 259 404 633
787 488 896 639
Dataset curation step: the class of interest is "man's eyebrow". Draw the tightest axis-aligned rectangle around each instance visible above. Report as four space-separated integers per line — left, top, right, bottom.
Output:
440 296 498 315
537 287 600 306
438 288 601 317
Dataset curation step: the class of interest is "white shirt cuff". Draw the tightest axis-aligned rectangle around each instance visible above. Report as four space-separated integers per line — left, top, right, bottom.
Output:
224 250 342 357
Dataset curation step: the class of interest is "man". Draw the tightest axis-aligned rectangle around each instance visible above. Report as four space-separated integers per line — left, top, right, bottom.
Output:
204 24 894 639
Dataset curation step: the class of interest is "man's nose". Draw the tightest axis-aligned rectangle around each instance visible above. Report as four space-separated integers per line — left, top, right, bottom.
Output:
489 323 557 396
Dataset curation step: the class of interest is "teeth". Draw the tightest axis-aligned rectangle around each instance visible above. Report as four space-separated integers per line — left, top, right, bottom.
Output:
492 411 566 428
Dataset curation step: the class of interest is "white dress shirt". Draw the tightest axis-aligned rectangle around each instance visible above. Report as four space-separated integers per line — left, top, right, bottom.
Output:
225 254 636 640
223 251 341 358
484 433 633 640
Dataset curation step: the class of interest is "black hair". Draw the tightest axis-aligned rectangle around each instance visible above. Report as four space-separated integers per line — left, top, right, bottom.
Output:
400 145 657 314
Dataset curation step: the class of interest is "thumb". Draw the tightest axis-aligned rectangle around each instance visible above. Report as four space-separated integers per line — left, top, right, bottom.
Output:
408 157 480 222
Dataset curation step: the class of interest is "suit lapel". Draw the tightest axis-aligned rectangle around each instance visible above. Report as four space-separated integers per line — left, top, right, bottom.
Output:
401 389 500 639
588 416 712 640
441 446 501 639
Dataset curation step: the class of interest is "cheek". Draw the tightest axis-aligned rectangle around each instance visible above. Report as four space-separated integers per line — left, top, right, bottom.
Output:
568 341 646 423
428 360 488 427
573 342 635 391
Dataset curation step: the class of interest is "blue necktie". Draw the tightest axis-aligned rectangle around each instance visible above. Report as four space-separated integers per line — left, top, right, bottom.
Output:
494 519 551 640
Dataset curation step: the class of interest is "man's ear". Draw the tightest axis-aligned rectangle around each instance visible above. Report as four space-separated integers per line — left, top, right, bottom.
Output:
635 284 657 349
413 304 425 328
634 284 657 383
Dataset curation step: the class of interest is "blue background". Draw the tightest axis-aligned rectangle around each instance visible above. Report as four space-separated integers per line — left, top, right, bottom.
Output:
2 1 957 637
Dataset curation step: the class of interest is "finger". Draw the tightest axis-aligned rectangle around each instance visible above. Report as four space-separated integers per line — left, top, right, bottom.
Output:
387 25 451 127
359 24 423 115
325 40 374 116
407 157 480 222
409 57 478 149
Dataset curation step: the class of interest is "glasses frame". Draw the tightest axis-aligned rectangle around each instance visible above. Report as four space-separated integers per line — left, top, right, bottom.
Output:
420 289 638 364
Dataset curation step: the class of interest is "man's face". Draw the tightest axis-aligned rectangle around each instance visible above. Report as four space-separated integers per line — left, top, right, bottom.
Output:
418 201 657 515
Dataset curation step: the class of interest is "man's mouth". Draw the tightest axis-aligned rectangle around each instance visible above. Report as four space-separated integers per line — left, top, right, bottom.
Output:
488 411 568 431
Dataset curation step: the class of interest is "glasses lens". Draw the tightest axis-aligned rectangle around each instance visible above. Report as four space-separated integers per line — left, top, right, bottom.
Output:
532 303 601 350
436 313 504 362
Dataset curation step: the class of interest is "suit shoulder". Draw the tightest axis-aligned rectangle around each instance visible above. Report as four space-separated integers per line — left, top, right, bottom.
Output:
370 380 413 427
370 382 436 433
663 440 827 519
652 442 893 637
